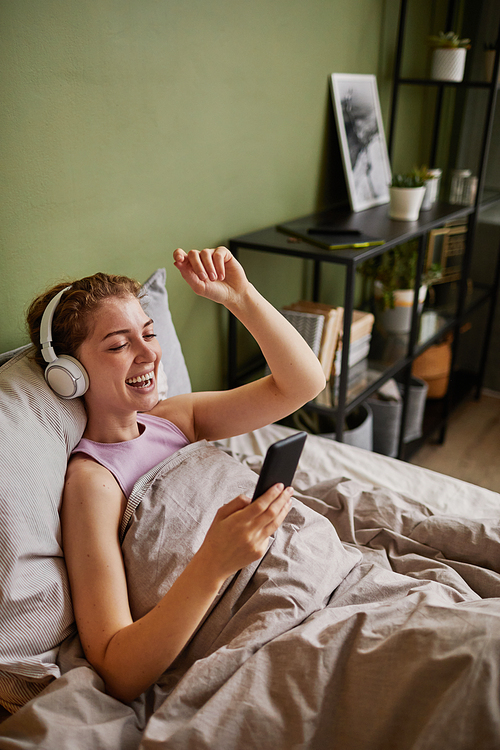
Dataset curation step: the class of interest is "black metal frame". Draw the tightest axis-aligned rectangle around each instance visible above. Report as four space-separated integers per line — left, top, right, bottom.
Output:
388 0 500 446
227 200 476 456
227 0 500 459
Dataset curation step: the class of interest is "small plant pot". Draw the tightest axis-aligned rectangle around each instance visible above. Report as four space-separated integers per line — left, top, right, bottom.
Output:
389 186 426 221
375 283 427 334
430 47 467 81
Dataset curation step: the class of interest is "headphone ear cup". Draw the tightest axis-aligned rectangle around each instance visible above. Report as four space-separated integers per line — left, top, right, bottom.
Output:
44 355 89 399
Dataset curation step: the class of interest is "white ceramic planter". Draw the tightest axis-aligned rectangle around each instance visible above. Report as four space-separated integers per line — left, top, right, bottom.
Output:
389 186 425 221
430 47 467 81
375 282 427 334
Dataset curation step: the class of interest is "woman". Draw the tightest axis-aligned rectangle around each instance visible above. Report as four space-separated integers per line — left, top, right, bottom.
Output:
27 246 326 703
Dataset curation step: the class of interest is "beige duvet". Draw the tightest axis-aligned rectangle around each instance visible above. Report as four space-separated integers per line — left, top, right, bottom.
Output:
1 437 499 750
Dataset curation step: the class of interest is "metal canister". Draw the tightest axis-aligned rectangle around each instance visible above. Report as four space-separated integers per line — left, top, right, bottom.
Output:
426 168 442 204
449 169 471 204
421 168 442 210
462 175 478 206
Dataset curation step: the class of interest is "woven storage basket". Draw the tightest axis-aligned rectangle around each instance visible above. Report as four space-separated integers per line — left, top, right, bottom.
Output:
412 337 452 399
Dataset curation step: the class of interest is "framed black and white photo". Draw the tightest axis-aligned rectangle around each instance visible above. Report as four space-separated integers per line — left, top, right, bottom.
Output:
330 73 392 212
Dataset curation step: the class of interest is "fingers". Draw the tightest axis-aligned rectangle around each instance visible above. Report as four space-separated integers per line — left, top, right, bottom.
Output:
202 487 293 578
266 487 294 533
174 247 231 282
219 485 292 534
217 494 251 519
251 484 293 532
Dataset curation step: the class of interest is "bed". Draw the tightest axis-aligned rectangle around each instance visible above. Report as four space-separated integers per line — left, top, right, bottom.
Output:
1 268 499 750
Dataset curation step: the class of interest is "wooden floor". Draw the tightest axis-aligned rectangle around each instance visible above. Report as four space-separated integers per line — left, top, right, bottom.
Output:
409 391 500 493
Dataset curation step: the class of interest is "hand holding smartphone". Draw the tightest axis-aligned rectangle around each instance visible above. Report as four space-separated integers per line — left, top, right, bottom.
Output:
252 432 307 501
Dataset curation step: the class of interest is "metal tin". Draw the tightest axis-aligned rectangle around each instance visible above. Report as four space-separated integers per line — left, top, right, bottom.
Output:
449 169 471 204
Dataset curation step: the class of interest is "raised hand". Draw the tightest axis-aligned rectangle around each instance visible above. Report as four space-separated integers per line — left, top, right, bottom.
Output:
173 246 250 307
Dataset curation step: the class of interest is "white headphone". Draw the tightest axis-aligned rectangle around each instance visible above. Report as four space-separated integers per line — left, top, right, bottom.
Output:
39 286 90 399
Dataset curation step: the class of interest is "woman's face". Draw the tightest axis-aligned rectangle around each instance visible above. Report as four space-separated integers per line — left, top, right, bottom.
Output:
77 295 162 417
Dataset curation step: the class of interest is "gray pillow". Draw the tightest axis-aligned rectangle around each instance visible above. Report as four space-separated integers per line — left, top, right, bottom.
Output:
0 268 190 713
0 344 32 368
0 349 86 712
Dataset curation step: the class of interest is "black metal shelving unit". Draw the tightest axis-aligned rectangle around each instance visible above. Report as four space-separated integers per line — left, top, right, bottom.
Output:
227 0 500 460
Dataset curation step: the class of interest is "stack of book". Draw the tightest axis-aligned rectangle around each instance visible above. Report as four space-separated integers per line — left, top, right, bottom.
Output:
280 301 344 381
333 310 375 395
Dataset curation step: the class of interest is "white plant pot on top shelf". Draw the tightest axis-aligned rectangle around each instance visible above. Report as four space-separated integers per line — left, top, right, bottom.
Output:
389 185 425 221
430 47 467 81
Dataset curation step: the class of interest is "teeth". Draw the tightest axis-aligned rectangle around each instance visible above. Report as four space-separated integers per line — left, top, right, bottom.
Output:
126 371 154 385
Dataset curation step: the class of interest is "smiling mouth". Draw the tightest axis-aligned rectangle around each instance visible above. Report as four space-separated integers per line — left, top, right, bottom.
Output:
125 371 154 389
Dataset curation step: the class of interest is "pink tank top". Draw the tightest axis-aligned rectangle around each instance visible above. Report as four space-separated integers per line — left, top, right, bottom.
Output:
71 413 190 498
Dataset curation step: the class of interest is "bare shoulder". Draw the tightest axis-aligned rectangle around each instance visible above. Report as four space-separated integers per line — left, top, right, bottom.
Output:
148 393 196 442
63 454 126 527
65 453 120 496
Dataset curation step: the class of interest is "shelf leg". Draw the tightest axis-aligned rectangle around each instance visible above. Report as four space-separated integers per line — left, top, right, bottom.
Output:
476 236 500 398
388 0 407 159
227 242 239 388
336 263 356 442
312 260 321 302
397 235 426 460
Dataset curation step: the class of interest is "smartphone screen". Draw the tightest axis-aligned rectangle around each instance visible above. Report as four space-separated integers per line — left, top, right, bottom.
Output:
252 432 307 501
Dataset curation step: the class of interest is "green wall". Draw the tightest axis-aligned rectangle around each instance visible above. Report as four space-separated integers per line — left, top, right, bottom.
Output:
1 0 397 390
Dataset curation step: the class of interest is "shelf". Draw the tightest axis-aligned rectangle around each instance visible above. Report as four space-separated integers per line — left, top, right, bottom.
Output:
479 189 500 210
231 202 475 268
310 357 411 415
421 284 493 330
397 77 497 89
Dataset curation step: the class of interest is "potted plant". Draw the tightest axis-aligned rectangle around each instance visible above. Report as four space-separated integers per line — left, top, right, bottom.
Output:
389 169 426 221
428 31 471 82
358 241 441 334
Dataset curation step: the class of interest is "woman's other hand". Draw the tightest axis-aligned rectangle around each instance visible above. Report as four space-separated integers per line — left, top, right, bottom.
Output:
197 484 294 582
173 247 250 307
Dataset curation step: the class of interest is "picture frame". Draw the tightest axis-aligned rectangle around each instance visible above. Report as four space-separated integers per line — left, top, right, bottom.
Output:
330 73 392 213
426 227 449 270
426 220 467 284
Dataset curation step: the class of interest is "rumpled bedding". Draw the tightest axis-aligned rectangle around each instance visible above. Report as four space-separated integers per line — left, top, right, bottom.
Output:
1 439 499 750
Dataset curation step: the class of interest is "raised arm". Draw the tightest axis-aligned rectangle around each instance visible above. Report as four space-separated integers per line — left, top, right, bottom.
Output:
152 247 326 442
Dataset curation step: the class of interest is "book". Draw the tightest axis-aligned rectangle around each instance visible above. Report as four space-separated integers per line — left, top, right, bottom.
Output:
333 357 369 396
277 219 384 251
279 309 325 358
340 310 375 343
282 301 343 380
333 310 374 375
334 333 372 372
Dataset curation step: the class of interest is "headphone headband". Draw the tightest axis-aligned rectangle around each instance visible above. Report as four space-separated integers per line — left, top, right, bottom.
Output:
40 285 72 364
39 284 89 399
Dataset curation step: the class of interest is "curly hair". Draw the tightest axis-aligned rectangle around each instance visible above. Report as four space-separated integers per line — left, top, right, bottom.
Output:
27 272 142 368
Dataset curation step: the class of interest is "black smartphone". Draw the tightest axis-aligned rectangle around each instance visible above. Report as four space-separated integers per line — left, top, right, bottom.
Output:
252 432 307 501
